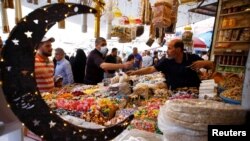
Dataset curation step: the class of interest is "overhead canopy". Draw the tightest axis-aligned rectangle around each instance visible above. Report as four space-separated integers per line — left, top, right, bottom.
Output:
189 2 218 16
193 37 206 48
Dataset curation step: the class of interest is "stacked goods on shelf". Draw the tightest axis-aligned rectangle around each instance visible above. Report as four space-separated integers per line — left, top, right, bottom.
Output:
214 0 250 48
212 0 249 106
158 99 246 141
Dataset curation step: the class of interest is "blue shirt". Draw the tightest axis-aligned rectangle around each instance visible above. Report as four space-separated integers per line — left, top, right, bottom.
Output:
129 54 142 69
55 58 74 85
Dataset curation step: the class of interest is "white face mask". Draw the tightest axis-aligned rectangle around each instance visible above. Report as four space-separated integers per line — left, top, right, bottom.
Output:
100 46 108 55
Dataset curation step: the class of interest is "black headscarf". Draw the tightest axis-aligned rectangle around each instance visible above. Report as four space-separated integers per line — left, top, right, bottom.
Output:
71 49 87 83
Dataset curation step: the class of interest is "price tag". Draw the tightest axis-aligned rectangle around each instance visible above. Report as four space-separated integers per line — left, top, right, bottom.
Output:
226 49 232 52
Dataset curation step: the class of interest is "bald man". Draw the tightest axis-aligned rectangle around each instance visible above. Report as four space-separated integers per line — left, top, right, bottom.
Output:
127 39 214 90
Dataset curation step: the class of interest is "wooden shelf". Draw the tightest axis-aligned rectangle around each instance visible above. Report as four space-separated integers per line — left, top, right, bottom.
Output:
218 26 250 30
216 70 245 74
217 41 250 43
220 10 250 16
218 64 245 68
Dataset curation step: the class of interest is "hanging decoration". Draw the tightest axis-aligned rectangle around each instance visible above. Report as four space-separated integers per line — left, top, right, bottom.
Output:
165 0 179 33
3 0 14 9
15 0 23 24
58 0 66 29
182 25 194 53
147 0 179 47
0 3 133 141
92 0 105 38
1 1 10 33
152 0 172 28
139 0 152 25
110 0 144 43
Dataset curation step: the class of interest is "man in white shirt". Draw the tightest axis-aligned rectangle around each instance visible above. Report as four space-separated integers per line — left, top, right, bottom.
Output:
142 50 153 68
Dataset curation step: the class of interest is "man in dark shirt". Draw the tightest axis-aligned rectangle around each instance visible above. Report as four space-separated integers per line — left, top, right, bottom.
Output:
127 39 214 90
104 48 118 78
153 51 159 65
84 37 133 85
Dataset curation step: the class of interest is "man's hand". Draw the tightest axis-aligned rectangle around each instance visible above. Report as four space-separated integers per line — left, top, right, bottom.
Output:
123 61 133 69
189 60 213 70
126 70 136 76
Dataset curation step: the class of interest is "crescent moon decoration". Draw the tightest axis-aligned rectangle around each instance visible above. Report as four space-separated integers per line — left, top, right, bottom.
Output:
0 3 134 141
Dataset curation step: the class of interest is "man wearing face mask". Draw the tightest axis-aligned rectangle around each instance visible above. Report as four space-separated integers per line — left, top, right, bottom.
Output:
84 37 133 85
127 39 214 90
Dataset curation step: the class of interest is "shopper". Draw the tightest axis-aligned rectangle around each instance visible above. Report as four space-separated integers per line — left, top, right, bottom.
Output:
54 48 74 85
34 37 55 93
128 47 142 70
104 48 118 78
84 37 133 85
142 50 153 67
71 49 86 83
153 51 159 65
123 55 135 72
127 39 214 90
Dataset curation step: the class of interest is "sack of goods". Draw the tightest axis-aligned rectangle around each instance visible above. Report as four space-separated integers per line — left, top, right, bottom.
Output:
158 99 246 141
152 0 172 28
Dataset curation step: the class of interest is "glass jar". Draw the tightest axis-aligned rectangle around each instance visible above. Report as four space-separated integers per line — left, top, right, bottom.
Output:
239 28 250 41
222 18 229 28
228 18 236 27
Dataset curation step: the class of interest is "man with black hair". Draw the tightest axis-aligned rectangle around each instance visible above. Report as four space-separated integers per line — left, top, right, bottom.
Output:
104 47 118 78
84 37 133 85
34 37 55 92
127 39 214 90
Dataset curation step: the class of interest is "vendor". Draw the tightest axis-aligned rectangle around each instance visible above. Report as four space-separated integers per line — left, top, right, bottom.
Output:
127 39 214 90
84 37 133 85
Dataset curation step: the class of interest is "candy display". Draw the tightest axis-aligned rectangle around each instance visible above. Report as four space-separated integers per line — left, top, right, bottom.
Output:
41 71 241 137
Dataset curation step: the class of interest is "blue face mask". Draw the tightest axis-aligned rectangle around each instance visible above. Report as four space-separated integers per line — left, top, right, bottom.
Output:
100 46 108 55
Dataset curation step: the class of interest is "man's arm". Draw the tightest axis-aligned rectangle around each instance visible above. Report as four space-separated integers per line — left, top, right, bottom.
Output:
100 61 132 70
127 66 157 75
190 60 214 70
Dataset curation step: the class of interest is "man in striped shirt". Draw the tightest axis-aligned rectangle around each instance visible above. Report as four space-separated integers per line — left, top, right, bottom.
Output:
34 37 55 93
